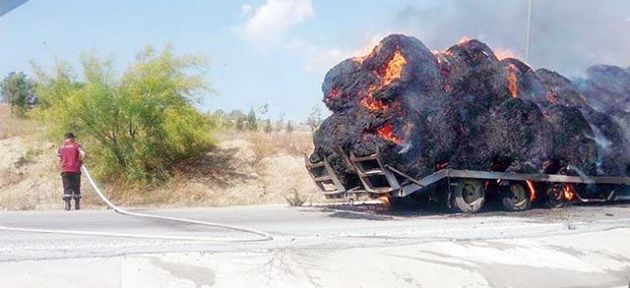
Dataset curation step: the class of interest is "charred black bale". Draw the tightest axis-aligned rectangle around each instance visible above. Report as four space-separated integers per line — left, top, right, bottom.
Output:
538 66 630 176
311 34 629 188
429 42 552 173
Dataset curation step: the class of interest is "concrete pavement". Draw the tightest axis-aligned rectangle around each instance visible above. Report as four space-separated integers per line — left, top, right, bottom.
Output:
1 204 629 287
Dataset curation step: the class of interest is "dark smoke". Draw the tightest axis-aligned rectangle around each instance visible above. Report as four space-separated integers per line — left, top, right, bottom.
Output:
393 0 630 77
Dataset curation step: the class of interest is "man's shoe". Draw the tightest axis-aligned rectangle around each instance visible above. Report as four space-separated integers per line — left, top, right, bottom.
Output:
74 199 80 210
64 200 71 211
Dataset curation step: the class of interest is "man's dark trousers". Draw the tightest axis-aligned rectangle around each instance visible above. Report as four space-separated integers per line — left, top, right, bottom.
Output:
61 172 81 200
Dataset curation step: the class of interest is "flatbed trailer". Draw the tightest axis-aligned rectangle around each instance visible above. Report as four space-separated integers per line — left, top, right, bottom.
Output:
305 152 630 213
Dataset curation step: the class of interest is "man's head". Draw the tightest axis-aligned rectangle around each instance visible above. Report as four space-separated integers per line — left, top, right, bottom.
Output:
64 132 76 140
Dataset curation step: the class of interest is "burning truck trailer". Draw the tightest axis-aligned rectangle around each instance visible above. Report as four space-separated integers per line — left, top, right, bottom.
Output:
305 34 630 213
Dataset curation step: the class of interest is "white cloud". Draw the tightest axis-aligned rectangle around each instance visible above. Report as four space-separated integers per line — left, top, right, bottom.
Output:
240 4 253 15
286 38 342 72
237 0 388 75
240 0 314 46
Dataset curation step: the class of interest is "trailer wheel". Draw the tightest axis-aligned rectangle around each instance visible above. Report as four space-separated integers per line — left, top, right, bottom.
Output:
546 183 566 208
501 182 531 211
451 179 485 213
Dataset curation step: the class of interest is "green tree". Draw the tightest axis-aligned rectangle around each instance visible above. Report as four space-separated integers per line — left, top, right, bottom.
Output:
246 108 257 131
1 72 35 118
33 46 215 184
286 120 294 133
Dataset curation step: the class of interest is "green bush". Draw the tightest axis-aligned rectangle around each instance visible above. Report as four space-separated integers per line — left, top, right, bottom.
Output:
246 108 257 131
1 72 35 118
33 46 215 185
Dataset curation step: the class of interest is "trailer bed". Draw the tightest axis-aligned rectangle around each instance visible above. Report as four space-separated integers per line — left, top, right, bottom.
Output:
305 152 630 212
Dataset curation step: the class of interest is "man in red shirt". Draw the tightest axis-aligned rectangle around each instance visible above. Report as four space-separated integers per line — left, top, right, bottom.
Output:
57 132 86 211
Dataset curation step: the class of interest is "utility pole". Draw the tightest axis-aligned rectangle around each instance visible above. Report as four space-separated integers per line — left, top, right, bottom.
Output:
525 0 533 63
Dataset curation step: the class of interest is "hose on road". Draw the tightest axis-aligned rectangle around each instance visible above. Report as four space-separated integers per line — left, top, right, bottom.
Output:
0 165 273 242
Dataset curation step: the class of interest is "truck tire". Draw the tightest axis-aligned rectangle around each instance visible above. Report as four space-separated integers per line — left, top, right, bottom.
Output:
546 183 566 208
451 179 485 213
501 182 530 211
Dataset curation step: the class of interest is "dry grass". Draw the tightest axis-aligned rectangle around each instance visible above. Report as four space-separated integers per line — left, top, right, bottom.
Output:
0 105 45 140
140 130 323 208
216 130 313 162
0 116 325 210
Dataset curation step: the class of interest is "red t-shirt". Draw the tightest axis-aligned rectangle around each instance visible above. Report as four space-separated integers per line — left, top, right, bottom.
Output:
58 140 83 173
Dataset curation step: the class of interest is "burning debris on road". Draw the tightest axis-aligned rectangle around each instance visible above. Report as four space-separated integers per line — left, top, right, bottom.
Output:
310 34 630 189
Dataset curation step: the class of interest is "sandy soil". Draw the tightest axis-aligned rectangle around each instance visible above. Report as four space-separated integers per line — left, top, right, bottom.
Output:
0 134 102 210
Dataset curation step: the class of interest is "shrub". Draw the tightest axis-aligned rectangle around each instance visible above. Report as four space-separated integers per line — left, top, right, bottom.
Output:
33 46 215 185
284 188 309 207
246 108 257 131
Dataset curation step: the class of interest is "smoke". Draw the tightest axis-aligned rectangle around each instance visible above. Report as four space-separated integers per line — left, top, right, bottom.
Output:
394 0 630 77
585 123 613 174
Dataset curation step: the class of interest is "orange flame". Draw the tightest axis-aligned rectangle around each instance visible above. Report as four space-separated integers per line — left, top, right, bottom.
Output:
457 36 472 44
563 185 576 201
377 122 401 144
326 88 340 100
361 85 390 111
526 180 536 202
494 48 517 60
506 64 519 97
378 196 391 209
361 97 389 111
352 55 368 65
381 50 407 86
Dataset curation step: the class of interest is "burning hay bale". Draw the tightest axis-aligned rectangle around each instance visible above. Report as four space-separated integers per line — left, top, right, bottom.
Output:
310 34 629 188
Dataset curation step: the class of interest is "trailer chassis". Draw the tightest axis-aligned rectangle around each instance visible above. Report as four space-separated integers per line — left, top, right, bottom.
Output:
305 152 630 213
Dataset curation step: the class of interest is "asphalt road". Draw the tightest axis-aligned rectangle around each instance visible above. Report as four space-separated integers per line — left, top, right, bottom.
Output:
1 203 630 288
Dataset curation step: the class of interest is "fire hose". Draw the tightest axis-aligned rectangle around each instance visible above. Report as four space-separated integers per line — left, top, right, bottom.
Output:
0 165 273 242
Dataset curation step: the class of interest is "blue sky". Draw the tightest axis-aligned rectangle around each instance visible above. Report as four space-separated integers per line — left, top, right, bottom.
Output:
0 0 628 120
